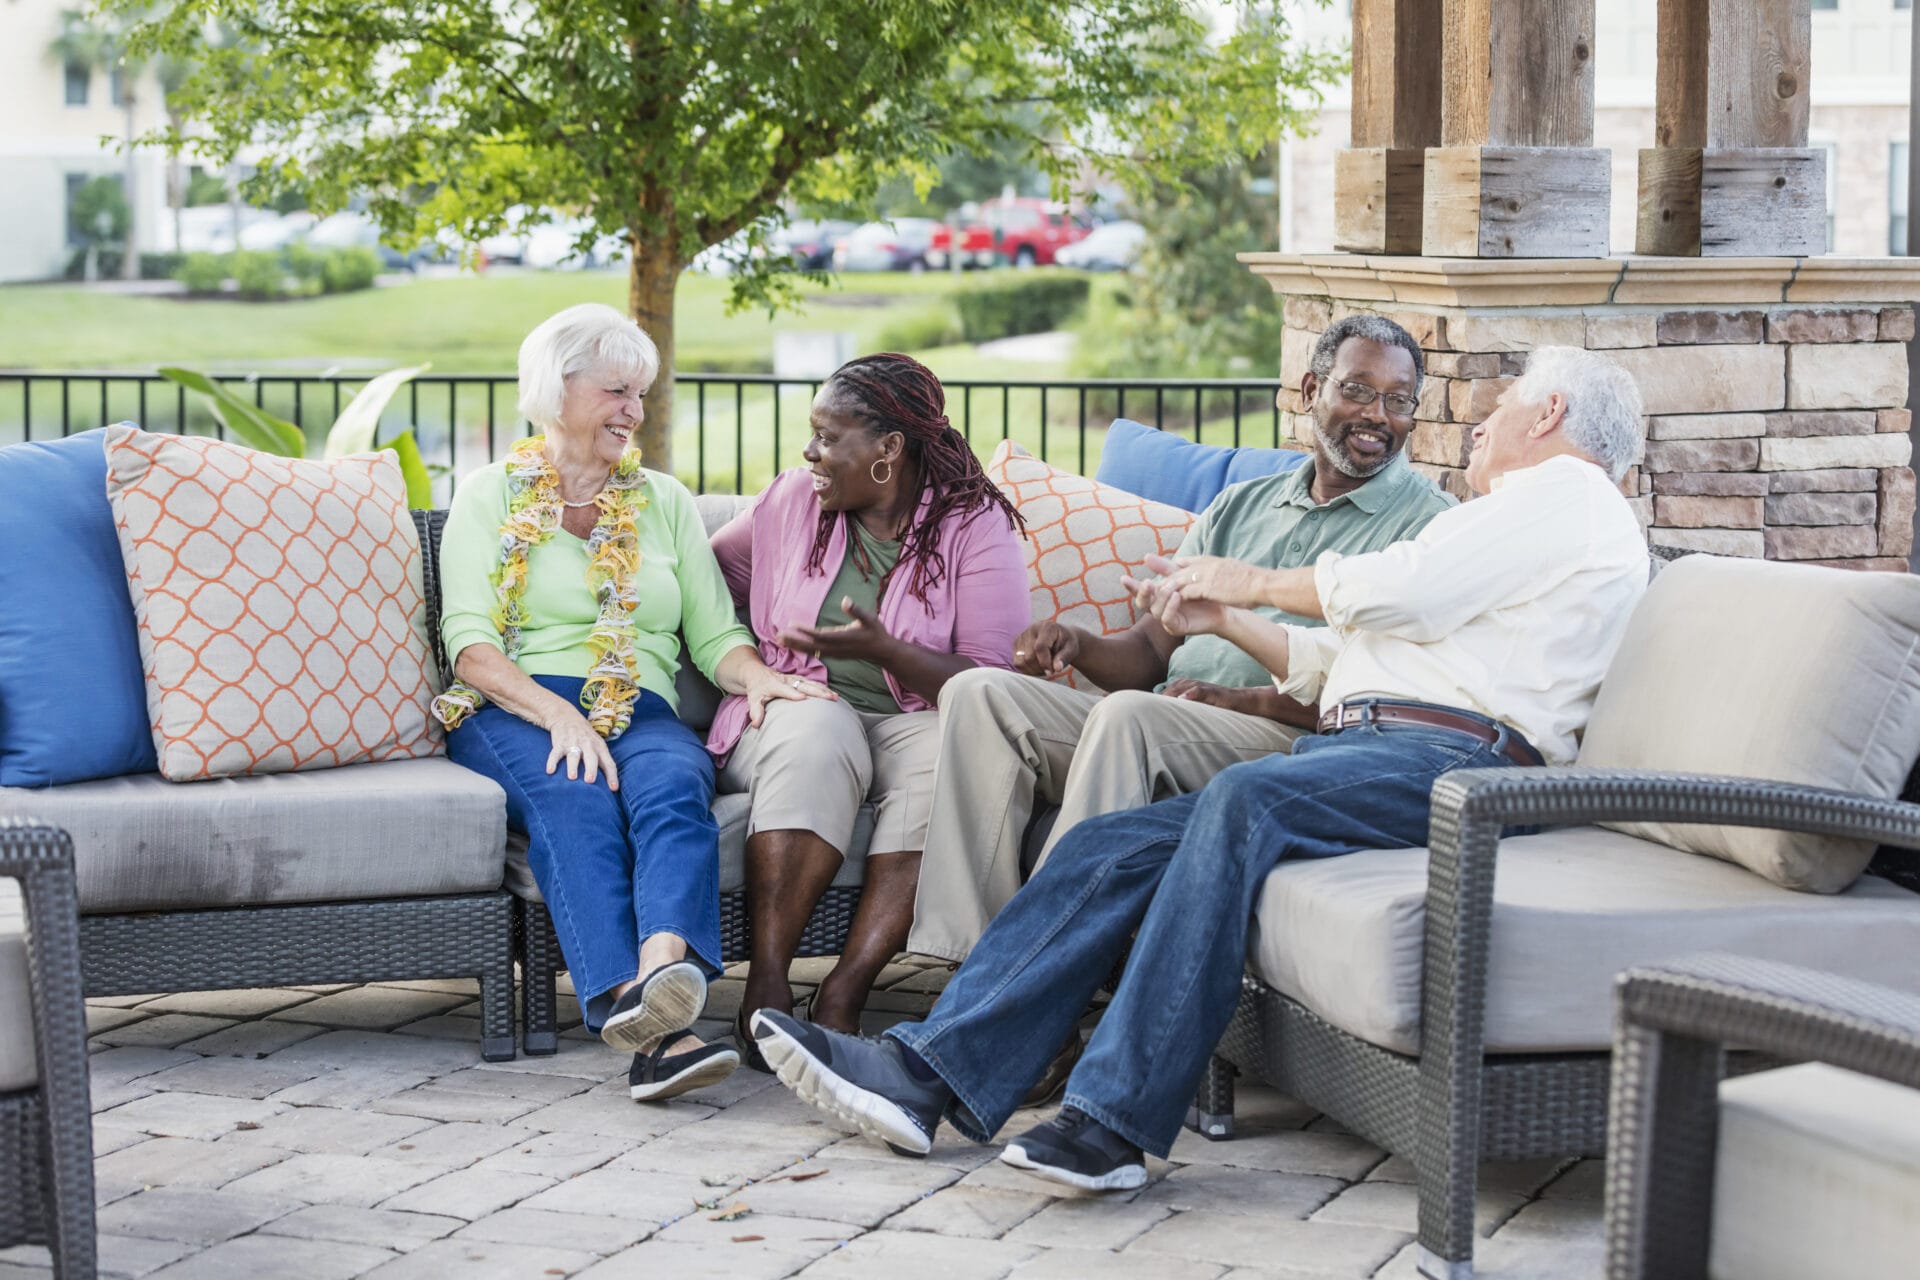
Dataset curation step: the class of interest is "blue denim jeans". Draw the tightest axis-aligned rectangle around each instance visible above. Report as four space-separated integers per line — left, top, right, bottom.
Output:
889 721 1519 1156
447 678 721 1031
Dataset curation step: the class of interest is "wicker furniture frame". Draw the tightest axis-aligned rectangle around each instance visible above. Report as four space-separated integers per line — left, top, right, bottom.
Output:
1196 766 1920 1280
416 510 864 1054
2 823 97 1278
1603 954 1920 1279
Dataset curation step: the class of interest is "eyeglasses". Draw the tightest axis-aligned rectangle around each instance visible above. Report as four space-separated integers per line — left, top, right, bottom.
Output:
1328 378 1418 419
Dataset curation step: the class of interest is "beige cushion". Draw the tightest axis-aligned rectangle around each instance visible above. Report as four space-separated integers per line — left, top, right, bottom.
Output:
103 424 443 782
0 880 33 1091
1578 555 1920 893
1710 1063 1920 1280
1247 825 1920 1055
694 492 754 537
507 792 871 902
0 759 507 913
985 441 1196 693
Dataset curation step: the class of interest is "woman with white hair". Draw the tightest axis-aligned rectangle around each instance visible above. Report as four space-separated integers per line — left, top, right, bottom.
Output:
436 303 832 1101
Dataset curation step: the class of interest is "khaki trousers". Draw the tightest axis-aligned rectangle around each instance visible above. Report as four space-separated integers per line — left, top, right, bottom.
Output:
908 666 1303 961
718 696 941 857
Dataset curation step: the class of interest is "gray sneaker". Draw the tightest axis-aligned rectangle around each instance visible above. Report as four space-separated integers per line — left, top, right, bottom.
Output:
750 1010 950 1156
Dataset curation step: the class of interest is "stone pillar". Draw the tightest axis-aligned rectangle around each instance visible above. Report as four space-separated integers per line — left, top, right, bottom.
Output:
1422 0 1611 258
1333 0 1442 254
1636 0 1825 256
1245 253 1920 569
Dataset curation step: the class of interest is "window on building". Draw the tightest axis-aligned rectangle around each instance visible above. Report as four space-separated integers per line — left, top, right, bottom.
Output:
1810 0 1838 10
64 61 89 106
1897 0 1911 11
109 69 124 106
1894 142 1911 256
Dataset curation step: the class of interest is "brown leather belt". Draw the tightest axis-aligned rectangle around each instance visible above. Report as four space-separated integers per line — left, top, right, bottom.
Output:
1316 699 1544 768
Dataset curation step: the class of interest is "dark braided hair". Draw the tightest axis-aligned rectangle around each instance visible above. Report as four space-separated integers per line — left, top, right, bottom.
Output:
806 353 1026 609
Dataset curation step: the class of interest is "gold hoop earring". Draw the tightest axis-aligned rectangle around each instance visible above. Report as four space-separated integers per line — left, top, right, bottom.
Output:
870 458 893 485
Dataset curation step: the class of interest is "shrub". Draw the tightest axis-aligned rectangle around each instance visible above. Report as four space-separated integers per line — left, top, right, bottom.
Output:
874 304 964 353
285 240 327 289
953 273 1090 344
175 253 230 295
231 251 288 300
320 246 380 293
65 250 188 281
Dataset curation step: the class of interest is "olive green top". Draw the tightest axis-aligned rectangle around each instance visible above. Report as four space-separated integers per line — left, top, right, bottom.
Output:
815 519 905 714
1160 455 1456 692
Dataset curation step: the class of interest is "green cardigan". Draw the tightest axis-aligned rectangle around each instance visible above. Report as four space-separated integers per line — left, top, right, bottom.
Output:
438 462 753 715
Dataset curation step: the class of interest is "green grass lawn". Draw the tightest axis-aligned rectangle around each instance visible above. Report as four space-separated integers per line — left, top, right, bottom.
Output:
0 269 1286 492
0 268 969 372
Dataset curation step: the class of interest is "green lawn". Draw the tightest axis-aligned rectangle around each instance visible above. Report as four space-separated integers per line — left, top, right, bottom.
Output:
0 269 1286 493
0 269 969 373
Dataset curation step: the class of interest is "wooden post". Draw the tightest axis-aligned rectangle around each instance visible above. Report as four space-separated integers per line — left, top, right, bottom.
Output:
1334 0 1442 254
1421 0 1611 258
1637 0 1824 256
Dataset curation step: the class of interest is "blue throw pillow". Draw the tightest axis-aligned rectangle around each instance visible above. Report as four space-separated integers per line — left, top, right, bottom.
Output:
1094 417 1307 513
0 428 156 786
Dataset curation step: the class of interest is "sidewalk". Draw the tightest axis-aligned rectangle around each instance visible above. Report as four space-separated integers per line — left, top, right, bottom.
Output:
2 960 1603 1279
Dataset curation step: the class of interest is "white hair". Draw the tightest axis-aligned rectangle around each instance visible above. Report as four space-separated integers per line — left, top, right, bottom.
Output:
1510 346 1646 482
517 303 660 433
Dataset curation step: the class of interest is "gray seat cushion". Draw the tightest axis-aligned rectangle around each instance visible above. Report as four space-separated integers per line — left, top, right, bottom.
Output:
0 880 32 1091
1247 825 1920 1055
1710 1062 1920 1280
0 758 507 913
507 793 872 901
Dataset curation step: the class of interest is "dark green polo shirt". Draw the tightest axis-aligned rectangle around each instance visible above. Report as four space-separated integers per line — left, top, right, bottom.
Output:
1160 455 1456 692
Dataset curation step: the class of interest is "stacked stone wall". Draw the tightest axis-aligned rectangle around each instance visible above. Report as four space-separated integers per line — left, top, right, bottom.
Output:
1278 299 1916 570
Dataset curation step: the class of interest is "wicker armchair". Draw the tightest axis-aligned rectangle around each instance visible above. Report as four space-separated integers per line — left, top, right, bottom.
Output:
1604 954 1920 1280
1 823 96 1278
1200 766 1920 1280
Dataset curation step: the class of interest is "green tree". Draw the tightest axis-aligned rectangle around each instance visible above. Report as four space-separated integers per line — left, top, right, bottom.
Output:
1081 144 1288 379
106 0 1341 470
48 8 144 279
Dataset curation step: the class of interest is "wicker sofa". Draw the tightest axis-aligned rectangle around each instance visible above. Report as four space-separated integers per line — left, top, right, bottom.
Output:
1193 553 1920 1280
0 824 96 1279
1604 953 1920 1280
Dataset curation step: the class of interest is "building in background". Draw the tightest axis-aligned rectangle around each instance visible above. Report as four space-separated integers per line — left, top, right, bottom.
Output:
1279 0 1912 257
0 0 171 284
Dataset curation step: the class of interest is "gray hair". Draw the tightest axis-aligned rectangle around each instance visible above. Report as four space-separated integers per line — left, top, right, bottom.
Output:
1308 313 1425 397
1509 346 1646 482
517 303 660 433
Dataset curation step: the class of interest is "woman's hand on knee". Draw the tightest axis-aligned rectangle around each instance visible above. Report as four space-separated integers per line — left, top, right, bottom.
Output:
743 669 836 728
542 707 619 789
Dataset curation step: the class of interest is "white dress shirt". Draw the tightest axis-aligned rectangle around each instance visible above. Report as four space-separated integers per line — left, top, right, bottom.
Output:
1275 455 1649 765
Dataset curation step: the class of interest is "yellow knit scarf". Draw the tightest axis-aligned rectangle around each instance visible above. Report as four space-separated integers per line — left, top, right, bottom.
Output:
431 435 649 738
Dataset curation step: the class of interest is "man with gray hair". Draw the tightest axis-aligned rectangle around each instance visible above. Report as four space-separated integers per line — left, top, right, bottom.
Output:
751 345 1652 1194
909 315 1455 996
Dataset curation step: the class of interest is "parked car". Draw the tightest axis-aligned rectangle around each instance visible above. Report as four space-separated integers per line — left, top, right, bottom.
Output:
237 210 318 252
153 204 281 255
1055 219 1147 272
928 197 1088 269
307 211 434 271
833 218 940 273
777 219 856 270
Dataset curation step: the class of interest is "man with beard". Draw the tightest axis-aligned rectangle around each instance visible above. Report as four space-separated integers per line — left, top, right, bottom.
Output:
908 315 1455 988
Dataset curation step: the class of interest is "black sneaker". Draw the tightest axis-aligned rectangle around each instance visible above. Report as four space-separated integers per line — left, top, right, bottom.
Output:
750 1009 950 1156
1001 1106 1147 1191
628 1039 740 1102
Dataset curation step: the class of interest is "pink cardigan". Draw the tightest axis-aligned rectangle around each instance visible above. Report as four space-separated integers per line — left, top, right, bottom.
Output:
706 466 1030 759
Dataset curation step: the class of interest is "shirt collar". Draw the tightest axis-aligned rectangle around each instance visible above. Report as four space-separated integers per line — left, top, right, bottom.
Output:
1489 453 1604 493
1276 452 1412 515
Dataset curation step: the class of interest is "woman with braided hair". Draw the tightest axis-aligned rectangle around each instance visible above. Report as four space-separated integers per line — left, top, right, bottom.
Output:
709 352 1029 1061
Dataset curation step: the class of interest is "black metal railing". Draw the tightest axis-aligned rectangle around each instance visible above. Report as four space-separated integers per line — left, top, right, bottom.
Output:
0 370 1288 498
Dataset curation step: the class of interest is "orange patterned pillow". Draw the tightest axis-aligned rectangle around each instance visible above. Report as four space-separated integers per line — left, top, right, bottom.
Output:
985 442 1197 689
104 425 441 780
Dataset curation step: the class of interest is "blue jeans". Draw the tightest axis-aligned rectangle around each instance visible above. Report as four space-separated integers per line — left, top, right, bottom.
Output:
889 721 1519 1157
448 678 721 1032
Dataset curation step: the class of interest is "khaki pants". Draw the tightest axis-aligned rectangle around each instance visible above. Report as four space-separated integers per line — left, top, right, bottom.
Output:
908 666 1303 961
718 697 940 856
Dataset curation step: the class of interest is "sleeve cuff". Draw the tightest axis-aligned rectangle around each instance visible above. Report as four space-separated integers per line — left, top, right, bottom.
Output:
1272 623 1329 703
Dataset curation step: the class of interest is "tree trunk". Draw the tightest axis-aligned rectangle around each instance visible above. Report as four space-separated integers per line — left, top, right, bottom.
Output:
121 90 139 280
628 235 679 475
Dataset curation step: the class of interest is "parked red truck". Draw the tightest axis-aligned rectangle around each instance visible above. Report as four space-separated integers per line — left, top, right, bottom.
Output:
926 197 1089 269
